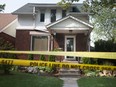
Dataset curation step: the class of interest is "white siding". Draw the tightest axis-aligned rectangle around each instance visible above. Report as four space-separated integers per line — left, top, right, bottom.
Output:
18 15 34 29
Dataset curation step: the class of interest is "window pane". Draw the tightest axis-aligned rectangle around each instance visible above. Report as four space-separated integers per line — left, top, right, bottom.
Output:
32 36 48 51
40 13 45 22
62 10 66 18
51 9 56 22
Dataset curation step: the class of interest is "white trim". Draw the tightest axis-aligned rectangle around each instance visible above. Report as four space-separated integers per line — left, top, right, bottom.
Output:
0 19 17 33
50 28 90 30
29 31 50 36
65 35 76 60
16 27 35 30
48 36 50 51
46 15 93 28
51 36 53 51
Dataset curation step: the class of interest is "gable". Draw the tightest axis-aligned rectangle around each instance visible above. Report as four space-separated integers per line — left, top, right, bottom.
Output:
50 18 90 29
46 15 93 31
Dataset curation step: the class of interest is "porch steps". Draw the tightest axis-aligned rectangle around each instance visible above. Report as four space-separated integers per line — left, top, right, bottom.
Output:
58 68 81 78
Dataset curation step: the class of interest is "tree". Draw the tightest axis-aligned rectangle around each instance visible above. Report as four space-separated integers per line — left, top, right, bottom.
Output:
82 0 116 42
0 4 5 12
58 0 116 42
58 0 79 9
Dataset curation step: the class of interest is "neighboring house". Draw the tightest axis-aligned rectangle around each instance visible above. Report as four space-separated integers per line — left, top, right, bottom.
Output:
12 3 93 60
0 13 17 45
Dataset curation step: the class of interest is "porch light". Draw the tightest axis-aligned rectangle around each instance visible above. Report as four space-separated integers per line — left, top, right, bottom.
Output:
53 32 56 36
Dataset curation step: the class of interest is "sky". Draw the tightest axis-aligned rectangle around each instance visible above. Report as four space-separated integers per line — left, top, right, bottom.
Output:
0 0 84 13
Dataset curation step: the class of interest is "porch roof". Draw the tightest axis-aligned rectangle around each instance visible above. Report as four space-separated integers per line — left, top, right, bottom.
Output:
46 15 93 32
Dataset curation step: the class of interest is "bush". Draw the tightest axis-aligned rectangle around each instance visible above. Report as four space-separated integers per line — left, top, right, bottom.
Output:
48 55 55 62
94 39 116 65
82 57 98 64
0 37 16 74
95 40 116 52
28 54 34 60
40 55 46 61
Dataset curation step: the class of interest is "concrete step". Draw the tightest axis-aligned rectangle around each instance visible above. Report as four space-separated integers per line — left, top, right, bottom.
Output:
58 68 81 78
60 69 80 73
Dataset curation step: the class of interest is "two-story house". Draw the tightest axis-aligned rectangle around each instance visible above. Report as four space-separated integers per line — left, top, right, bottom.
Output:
13 3 93 61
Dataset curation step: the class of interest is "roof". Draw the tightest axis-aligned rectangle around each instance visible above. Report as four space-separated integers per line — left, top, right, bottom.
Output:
0 13 17 32
12 3 83 14
46 15 93 28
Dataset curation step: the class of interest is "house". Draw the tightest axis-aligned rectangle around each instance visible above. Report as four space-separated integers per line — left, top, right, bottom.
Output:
0 13 17 46
12 3 93 61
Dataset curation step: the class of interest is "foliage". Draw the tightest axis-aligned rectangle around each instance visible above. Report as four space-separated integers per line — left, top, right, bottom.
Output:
0 37 16 74
28 54 34 60
95 40 116 52
84 70 100 77
94 39 116 65
40 55 46 61
0 4 5 12
82 0 116 42
58 0 79 9
82 57 98 64
48 55 56 62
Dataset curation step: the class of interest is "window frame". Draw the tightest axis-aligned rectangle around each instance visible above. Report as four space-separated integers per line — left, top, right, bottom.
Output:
40 12 45 22
31 36 49 51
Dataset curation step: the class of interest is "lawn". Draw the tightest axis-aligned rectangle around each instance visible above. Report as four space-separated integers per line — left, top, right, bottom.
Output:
0 71 63 87
78 77 116 87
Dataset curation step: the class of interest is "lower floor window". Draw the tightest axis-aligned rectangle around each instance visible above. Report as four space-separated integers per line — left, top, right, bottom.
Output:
32 36 48 51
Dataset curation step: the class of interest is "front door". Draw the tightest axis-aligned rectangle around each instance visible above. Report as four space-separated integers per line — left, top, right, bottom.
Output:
65 36 76 60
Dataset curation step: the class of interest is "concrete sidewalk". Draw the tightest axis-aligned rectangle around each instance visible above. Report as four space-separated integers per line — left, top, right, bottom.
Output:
60 78 79 87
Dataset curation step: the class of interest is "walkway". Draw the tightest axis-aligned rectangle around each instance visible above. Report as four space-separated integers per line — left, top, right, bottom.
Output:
60 78 79 87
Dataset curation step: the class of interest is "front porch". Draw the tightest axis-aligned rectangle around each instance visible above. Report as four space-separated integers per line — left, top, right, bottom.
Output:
47 15 93 61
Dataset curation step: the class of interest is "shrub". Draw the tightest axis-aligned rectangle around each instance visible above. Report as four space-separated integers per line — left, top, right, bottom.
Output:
28 54 34 60
40 55 46 61
48 55 55 62
0 37 16 74
82 57 98 64
94 39 116 65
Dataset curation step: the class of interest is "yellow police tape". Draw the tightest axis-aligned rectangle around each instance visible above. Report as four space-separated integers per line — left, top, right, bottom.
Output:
0 51 116 59
0 58 116 71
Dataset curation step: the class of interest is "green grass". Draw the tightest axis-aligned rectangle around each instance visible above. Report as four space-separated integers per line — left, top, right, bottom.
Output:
78 77 116 87
0 71 63 87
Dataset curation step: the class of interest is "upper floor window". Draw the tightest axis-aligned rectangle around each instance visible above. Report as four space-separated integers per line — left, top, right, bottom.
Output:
40 10 45 22
62 10 66 18
71 7 80 12
51 9 56 22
